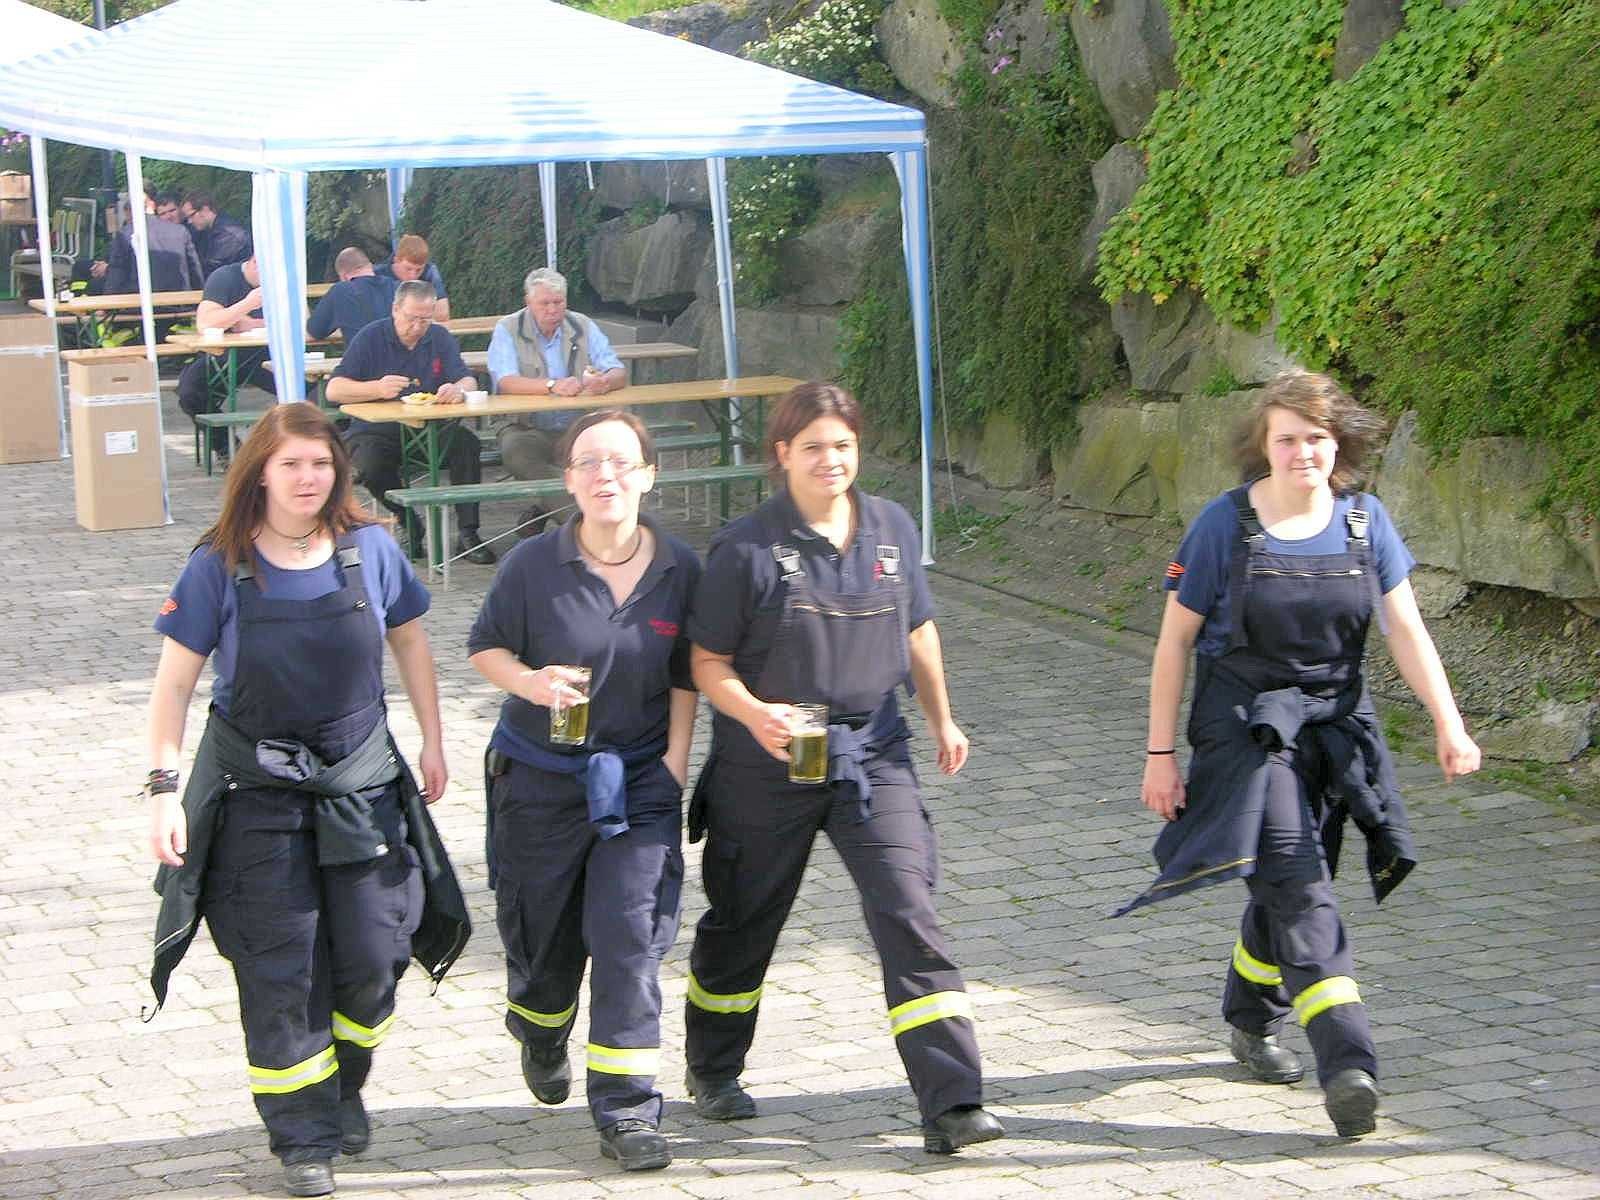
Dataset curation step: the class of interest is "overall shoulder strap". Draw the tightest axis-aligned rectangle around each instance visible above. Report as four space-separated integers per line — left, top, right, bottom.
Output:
1226 486 1265 653
1346 493 1390 636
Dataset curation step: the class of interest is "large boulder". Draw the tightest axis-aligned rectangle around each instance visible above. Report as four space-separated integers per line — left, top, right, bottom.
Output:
1053 396 1179 515
776 216 881 306
1373 413 1600 601
627 0 733 45
1111 289 1298 395
879 0 964 108
1067 0 1179 140
586 211 710 312
986 0 1065 77
1333 0 1405 82
1475 700 1596 764
973 410 1046 488
1175 389 1255 521
593 161 709 213
1079 141 1146 275
668 297 845 380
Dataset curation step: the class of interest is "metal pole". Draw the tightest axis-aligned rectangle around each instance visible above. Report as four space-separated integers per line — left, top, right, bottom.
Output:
94 2 114 193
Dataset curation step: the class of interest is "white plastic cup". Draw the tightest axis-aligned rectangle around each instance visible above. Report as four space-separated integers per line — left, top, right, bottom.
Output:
465 389 490 409
200 326 225 344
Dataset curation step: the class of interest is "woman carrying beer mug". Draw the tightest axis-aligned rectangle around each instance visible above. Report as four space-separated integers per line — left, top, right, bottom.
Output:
468 410 701 1172
681 381 1003 1155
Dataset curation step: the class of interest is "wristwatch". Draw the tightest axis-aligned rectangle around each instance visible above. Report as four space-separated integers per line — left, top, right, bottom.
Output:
545 378 555 394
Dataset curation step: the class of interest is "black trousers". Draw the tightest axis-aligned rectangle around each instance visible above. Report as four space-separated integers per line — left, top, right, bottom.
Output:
493 762 684 1129
177 349 269 456
1222 753 1377 1085
203 786 422 1163
685 754 983 1123
347 424 482 533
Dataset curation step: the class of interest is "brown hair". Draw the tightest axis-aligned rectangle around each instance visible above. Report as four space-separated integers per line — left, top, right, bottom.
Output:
201 403 378 571
394 233 430 265
1233 370 1387 494
557 409 658 468
765 381 863 482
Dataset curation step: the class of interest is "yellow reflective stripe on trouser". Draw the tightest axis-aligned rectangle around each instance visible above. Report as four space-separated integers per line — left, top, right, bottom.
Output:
331 1009 396 1049
248 1045 338 1095
887 990 974 1038
586 1043 661 1077
686 971 762 1015
1231 938 1284 987
508 998 578 1029
1293 976 1362 1026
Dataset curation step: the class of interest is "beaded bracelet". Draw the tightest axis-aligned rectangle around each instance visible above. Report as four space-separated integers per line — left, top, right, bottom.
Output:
145 768 180 797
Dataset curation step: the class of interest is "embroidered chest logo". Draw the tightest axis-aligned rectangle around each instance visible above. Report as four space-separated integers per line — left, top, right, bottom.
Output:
430 355 442 379
875 545 900 582
649 618 679 637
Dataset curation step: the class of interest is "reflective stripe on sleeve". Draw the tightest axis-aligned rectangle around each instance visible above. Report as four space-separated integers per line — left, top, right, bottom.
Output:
1231 938 1284 987
586 1043 661 1077
331 1008 396 1049
248 1044 338 1095
686 971 762 1015
887 990 974 1038
1293 975 1362 1026
508 998 578 1029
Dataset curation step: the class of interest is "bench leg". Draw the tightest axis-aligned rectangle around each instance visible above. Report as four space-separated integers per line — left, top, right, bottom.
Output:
442 505 453 591
423 507 438 586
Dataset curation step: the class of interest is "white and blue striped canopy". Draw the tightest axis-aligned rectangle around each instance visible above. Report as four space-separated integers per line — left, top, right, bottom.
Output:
3 0 96 63
0 0 927 169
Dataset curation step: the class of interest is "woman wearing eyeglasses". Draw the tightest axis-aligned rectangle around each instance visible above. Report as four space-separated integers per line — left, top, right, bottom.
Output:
468 409 700 1172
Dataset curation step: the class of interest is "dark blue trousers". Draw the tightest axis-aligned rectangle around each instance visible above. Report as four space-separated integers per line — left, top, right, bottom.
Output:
491 760 684 1129
1222 753 1377 1085
203 786 421 1163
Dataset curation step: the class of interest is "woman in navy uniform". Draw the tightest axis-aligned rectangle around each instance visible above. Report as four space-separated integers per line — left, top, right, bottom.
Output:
683 382 1003 1154
468 410 700 1172
147 403 468 1198
1127 371 1480 1136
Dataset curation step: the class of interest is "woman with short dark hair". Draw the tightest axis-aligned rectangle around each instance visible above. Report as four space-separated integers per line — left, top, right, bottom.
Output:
681 382 1004 1155
1126 370 1480 1137
469 409 701 1172
146 402 468 1198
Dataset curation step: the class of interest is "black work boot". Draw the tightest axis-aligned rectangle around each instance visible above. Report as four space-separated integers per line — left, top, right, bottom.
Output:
923 1104 1005 1154
1230 1026 1306 1084
521 1040 572 1105
599 1119 672 1170
282 1158 334 1197
1324 1068 1380 1137
684 1070 756 1120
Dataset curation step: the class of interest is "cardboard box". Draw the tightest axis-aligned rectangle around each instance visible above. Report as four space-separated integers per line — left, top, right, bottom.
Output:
0 314 62 464
0 197 32 222
68 359 167 531
0 171 30 199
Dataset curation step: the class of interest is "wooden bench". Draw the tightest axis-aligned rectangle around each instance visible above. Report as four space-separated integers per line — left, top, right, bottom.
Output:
192 409 268 472
388 463 769 585
61 344 192 362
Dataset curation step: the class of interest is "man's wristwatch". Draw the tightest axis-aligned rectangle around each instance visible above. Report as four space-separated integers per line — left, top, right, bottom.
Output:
544 378 555 394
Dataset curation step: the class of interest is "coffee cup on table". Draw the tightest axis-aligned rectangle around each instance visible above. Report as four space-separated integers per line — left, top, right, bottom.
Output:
200 326 225 344
465 389 489 409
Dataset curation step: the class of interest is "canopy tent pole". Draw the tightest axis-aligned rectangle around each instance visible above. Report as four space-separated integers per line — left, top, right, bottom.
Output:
538 162 558 269
123 150 170 523
705 156 742 464
252 168 309 404
385 166 414 249
27 135 67 457
889 147 936 565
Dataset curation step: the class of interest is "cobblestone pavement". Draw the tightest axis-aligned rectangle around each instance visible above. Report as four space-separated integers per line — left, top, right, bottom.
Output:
3 394 1598 1200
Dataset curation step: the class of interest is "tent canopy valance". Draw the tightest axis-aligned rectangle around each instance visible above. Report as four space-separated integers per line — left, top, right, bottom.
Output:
0 0 938 559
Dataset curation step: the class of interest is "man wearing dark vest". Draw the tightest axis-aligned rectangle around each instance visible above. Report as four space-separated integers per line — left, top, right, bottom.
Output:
487 267 626 532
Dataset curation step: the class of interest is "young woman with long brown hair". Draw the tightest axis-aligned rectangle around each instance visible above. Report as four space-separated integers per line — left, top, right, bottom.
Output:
1125 370 1479 1138
144 402 468 1197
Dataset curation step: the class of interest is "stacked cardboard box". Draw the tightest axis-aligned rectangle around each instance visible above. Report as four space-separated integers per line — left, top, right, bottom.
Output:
0 171 30 223
0 313 62 464
68 358 167 531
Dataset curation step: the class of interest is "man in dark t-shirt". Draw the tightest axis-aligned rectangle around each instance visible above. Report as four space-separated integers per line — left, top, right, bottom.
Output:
178 257 269 460
325 279 495 565
307 246 399 342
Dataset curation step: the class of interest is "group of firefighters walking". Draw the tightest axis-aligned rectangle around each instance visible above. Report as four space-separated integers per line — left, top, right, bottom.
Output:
143 372 1479 1197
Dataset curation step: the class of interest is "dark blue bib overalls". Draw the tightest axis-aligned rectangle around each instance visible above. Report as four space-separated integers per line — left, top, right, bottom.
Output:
684 499 984 1124
1210 490 1384 1084
201 540 423 1165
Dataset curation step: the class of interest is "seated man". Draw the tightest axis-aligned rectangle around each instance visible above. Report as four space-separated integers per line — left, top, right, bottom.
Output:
181 190 253 279
325 279 496 566
307 246 399 342
178 256 267 462
375 234 451 321
488 266 625 530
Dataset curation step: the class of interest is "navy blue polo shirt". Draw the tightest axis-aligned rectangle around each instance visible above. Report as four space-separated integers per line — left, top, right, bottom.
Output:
468 512 701 751
333 318 469 436
375 259 447 299
688 488 934 689
307 273 399 342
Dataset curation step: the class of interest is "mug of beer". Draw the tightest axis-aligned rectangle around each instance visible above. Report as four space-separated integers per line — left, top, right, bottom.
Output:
549 667 592 746
787 703 829 785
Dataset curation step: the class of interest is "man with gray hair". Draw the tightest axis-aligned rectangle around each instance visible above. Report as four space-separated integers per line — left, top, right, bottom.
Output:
487 268 626 530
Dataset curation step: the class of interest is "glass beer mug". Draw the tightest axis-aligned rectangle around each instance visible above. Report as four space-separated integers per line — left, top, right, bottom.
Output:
549 667 592 746
787 703 829 785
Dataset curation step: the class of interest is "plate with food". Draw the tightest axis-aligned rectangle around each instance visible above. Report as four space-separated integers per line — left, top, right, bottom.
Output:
401 392 437 407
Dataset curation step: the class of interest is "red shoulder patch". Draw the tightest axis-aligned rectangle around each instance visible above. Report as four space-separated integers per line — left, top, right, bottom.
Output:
1164 561 1185 580
159 597 178 616
649 618 680 637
